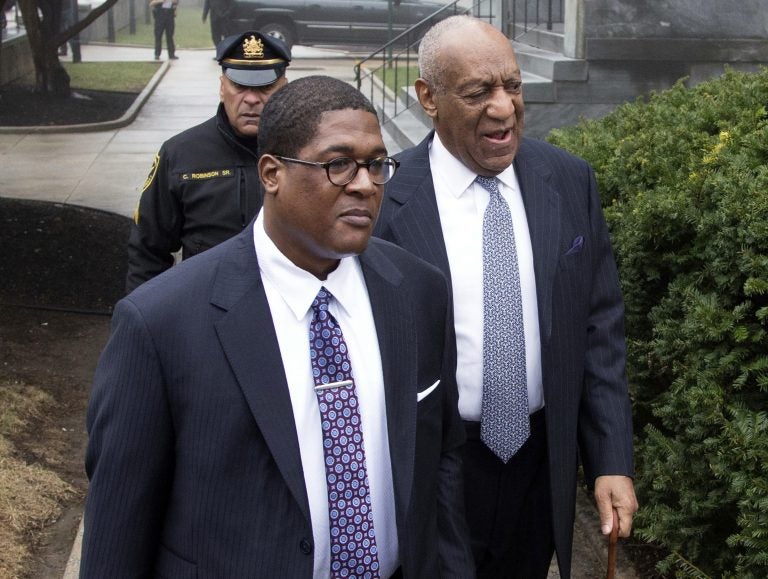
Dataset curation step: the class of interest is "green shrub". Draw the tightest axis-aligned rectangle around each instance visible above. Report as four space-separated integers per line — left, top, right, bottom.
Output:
548 68 768 578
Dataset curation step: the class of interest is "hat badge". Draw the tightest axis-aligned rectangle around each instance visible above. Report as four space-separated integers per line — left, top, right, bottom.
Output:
242 35 265 59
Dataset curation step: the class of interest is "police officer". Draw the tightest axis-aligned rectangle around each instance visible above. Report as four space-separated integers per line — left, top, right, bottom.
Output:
126 31 291 293
202 0 234 49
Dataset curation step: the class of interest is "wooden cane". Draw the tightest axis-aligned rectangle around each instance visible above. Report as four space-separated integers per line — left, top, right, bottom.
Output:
606 507 619 579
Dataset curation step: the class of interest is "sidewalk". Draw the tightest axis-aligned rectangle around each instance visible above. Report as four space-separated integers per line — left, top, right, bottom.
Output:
0 43 377 219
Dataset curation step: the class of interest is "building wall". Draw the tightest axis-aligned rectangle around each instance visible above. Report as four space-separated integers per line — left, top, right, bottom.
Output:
0 35 34 85
583 0 768 68
585 0 767 39
521 0 768 137
76 0 142 43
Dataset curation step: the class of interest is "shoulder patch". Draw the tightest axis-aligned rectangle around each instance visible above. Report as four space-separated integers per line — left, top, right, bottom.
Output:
142 152 161 193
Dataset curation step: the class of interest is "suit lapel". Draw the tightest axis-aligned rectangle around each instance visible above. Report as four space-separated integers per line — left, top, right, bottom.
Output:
359 243 417 526
389 135 561 341
205 143 562 530
514 141 561 341
211 229 311 522
385 134 453 283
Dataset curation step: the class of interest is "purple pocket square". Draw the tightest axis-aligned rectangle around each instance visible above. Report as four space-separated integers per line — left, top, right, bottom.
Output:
565 235 584 256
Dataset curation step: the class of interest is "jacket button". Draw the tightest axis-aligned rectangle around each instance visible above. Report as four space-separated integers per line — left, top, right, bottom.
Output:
300 538 313 555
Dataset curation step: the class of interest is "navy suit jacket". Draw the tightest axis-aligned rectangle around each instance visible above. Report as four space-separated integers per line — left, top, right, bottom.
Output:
81 224 474 578
373 133 635 578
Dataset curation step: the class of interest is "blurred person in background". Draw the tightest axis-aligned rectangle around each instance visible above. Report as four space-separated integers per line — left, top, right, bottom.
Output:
202 0 234 52
150 0 178 60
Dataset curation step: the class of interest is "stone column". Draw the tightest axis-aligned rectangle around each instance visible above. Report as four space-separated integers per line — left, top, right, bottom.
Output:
564 0 584 58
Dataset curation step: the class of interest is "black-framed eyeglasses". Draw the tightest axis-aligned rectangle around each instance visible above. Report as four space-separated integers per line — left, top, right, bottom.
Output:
275 155 400 186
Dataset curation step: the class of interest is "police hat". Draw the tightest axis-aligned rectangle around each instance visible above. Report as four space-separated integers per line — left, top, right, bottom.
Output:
217 32 291 88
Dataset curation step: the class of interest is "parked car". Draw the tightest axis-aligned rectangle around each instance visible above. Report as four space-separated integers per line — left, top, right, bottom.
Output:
230 0 452 49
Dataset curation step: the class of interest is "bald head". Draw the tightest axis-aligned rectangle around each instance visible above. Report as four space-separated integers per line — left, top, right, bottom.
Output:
418 16 508 95
414 16 525 176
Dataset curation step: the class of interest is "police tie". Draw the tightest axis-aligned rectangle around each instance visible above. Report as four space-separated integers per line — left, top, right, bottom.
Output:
476 175 530 463
309 287 380 578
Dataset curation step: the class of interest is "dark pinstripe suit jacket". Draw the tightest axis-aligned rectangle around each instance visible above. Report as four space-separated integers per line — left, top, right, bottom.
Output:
81 224 474 578
373 133 635 578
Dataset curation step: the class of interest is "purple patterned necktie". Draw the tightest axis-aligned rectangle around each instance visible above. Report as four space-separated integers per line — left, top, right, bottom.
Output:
476 175 530 463
309 287 380 578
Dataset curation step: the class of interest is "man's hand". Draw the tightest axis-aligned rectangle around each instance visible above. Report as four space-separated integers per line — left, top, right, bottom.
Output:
594 475 638 538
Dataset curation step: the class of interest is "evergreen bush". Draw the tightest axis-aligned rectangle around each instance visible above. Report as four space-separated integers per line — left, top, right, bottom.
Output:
548 68 768 578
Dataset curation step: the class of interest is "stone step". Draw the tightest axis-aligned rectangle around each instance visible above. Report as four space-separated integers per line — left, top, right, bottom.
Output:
520 70 557 102
380 102 430 152
512 22 565 54
513 41 588 82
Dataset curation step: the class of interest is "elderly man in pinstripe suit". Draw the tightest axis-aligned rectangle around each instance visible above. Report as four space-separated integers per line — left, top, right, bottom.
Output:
374 16 638 579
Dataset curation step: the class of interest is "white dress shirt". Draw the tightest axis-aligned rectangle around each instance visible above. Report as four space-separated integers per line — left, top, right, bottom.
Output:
429 133 544 420
253 212 399 578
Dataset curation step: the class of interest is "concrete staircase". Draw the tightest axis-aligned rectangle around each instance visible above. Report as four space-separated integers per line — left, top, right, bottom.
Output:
513 23 587 84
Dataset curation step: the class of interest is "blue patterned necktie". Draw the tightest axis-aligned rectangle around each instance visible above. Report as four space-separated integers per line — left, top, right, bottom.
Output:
309 287 380 578
476 175 530 463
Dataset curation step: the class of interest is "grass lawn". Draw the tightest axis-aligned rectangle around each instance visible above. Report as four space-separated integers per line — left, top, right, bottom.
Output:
114 5 213 49
64 61 162 92
13 61 161 93
374 64 419 95
0 380 74 578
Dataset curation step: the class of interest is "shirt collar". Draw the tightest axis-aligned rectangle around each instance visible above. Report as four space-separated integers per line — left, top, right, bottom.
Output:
430 132 519 196
254 212 358 321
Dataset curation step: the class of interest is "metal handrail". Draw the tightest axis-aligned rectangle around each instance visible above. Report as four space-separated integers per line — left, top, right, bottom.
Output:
510 0 564 37
354 0 494 125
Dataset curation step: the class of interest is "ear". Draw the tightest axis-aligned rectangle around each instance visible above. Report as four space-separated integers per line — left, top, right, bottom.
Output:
219 75 225 102
259 154 281 198
415 78 438 120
